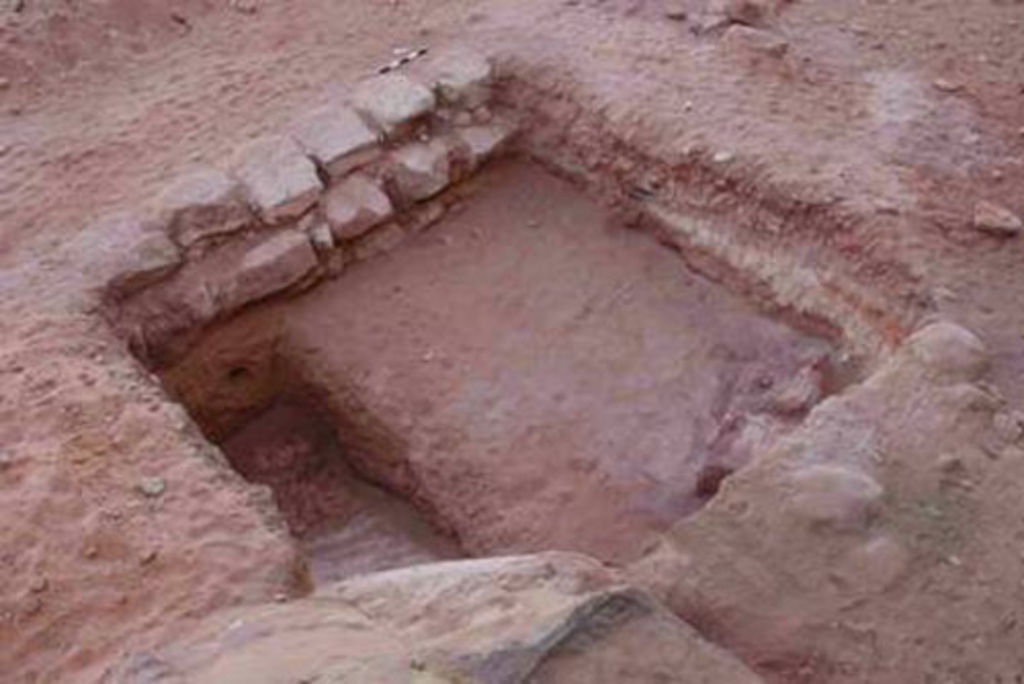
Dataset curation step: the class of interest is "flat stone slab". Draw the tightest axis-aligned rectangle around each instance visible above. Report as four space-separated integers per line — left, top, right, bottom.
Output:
113 553 763 684
155 167 253 248
214 230 319 313
351 74 436 136
322 173 394 240
389 139 452 202
292 105 381 180
231 136 324 224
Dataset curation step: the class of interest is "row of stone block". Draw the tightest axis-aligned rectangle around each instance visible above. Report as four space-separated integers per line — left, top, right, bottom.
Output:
100 46 512 364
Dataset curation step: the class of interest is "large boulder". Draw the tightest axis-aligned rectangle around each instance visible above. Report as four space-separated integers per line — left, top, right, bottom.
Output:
109 553 763 683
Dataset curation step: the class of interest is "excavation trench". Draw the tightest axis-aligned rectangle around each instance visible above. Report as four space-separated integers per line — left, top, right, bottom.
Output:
141 158 837 582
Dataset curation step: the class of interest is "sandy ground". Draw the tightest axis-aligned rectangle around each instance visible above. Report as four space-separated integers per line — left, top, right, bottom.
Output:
2 1 1024 682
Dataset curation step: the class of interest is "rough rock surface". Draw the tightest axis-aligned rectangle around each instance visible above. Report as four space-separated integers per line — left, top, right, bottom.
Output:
421 46 494 108
154 168 253 249
389 139 453 202
231 136 323 224
76 212 183 302
453 123 514 172
292 105 381 180
110 553 763 684
322 173 395 240
351 74 436 136
631 321 1024 683
214 230 320 312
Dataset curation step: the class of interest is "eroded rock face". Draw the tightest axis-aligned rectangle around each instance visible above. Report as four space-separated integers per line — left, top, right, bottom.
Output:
629 321 1024 683
110 553 763 684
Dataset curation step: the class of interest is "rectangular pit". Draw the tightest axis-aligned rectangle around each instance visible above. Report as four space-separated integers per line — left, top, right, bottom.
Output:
132 159 835 580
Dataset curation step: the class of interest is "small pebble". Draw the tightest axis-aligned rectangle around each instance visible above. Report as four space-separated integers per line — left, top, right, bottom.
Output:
933 78 962 93
973 200 1022 237
139 549 159 565
993 411 1024 443
713 150 735 164
936 453 964 474
664 4 687 21
138 477 166 498
29 577 48 593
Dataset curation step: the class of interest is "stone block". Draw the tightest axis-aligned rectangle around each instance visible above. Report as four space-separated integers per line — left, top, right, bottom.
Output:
215 230 319 312
452 122 513 172
231 136 323 224
322 173 395 240
82 212 183 300
424 47 494 108
390 139 452 203
351 74 436 136
155 167 253 248
292 105 381 180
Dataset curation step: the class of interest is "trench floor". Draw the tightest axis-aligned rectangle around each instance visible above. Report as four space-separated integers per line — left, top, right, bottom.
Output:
245 158 833 565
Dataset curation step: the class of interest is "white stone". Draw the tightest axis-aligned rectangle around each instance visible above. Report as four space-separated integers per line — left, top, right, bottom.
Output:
155 167 252 248
390 139 452 202
215 230 319 311
322 174 394 240
838 535 910 593
973 200 1022 236
905 321 989 381
307 220 335 255
425 47 493 108
722 24 789 58
789 465 883 529
231 136 323 224
292 106 381 180
351 74 436 136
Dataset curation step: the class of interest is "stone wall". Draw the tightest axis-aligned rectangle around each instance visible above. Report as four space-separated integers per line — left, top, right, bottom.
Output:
99 47 514 368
